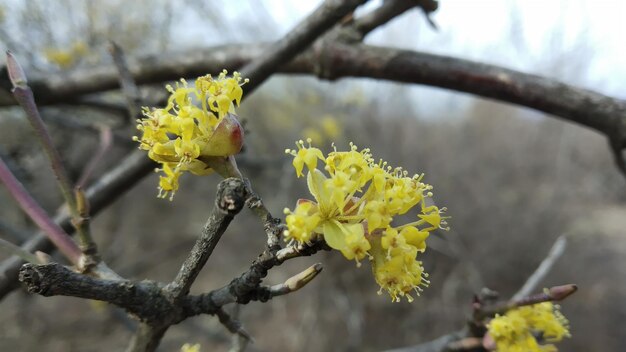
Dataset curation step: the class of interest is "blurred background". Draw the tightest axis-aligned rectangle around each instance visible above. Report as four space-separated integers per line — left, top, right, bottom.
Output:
0 0 625 351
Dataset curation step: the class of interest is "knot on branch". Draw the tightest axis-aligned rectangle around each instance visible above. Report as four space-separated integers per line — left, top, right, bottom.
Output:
19 263 52 295
216 178 247 215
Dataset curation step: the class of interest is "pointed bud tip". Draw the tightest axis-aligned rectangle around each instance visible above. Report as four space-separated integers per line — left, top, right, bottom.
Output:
6 51 28 87
549 284 578 301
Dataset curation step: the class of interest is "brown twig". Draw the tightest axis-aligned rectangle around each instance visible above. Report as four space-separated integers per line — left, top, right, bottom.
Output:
244 181 283 248
76 126 113 189
474 284 578 321
6 52 101 265
239 0 369 95
0 156 81 263
108 41 142 122
351 0 437 38
0 151 155 299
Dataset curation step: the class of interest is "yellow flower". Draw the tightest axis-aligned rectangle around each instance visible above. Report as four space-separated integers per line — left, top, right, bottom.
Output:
320 115 341 139
43 40 89 69
487 302 570 351
180 343 201 352
44 48 74 69
286 139 324 178
134 71 248 200
284 141 448 300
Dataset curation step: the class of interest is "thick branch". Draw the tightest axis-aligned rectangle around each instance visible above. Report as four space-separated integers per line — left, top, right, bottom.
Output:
2 43 624 141
18 263 173 321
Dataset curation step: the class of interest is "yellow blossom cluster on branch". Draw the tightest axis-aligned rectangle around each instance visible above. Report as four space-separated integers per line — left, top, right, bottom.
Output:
487 302 570 352
284 140 448 302
134 70 248 200
180 343 201 352
43 41 88 69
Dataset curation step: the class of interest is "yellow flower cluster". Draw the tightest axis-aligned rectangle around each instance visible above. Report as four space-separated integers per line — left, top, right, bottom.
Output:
180 343 200 352
488 302 570 352
302 115 342 144
134 70 248 200
43 41 88 69
284 140 448 302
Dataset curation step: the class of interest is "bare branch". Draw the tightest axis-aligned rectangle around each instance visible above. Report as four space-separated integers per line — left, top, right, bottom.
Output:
0 156 82 263
215 307 253 343
239 0 369 95
512 236 567 300
185 239 328 316
2 42 624 142
475 284 578 320
244 183 283 248
352 0 437 38
0 238 41 264
0 151 155 299
76 126 113 189
108 41 142 121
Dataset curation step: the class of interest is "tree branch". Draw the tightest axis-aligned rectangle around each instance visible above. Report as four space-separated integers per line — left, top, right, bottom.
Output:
185 239 328 316
0 151 155 299
351 0 437 38
2 42 624 142
512 236 567 301
239 0 369 94
108 41 142 122
166 178 247 299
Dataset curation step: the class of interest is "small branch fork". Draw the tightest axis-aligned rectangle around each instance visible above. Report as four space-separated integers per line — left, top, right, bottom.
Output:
18 178 327 352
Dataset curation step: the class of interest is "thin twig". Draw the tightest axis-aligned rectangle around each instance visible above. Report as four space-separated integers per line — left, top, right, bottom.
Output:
475 284 578 321
0 220 30 243
351 0 436 38
0 151 155 299
186 240 328 313
0 238 40 264
215 307 253 343
512 236 567 300
0 156 81 263
108 41 142 122
239 0 369 95
7 52 98 261
7 52 77 213
77 126 113 189
244 182 283 248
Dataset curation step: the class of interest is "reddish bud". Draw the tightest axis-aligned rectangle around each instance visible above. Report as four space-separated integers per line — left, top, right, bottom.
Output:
549 284 578 301
202 113 244 156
